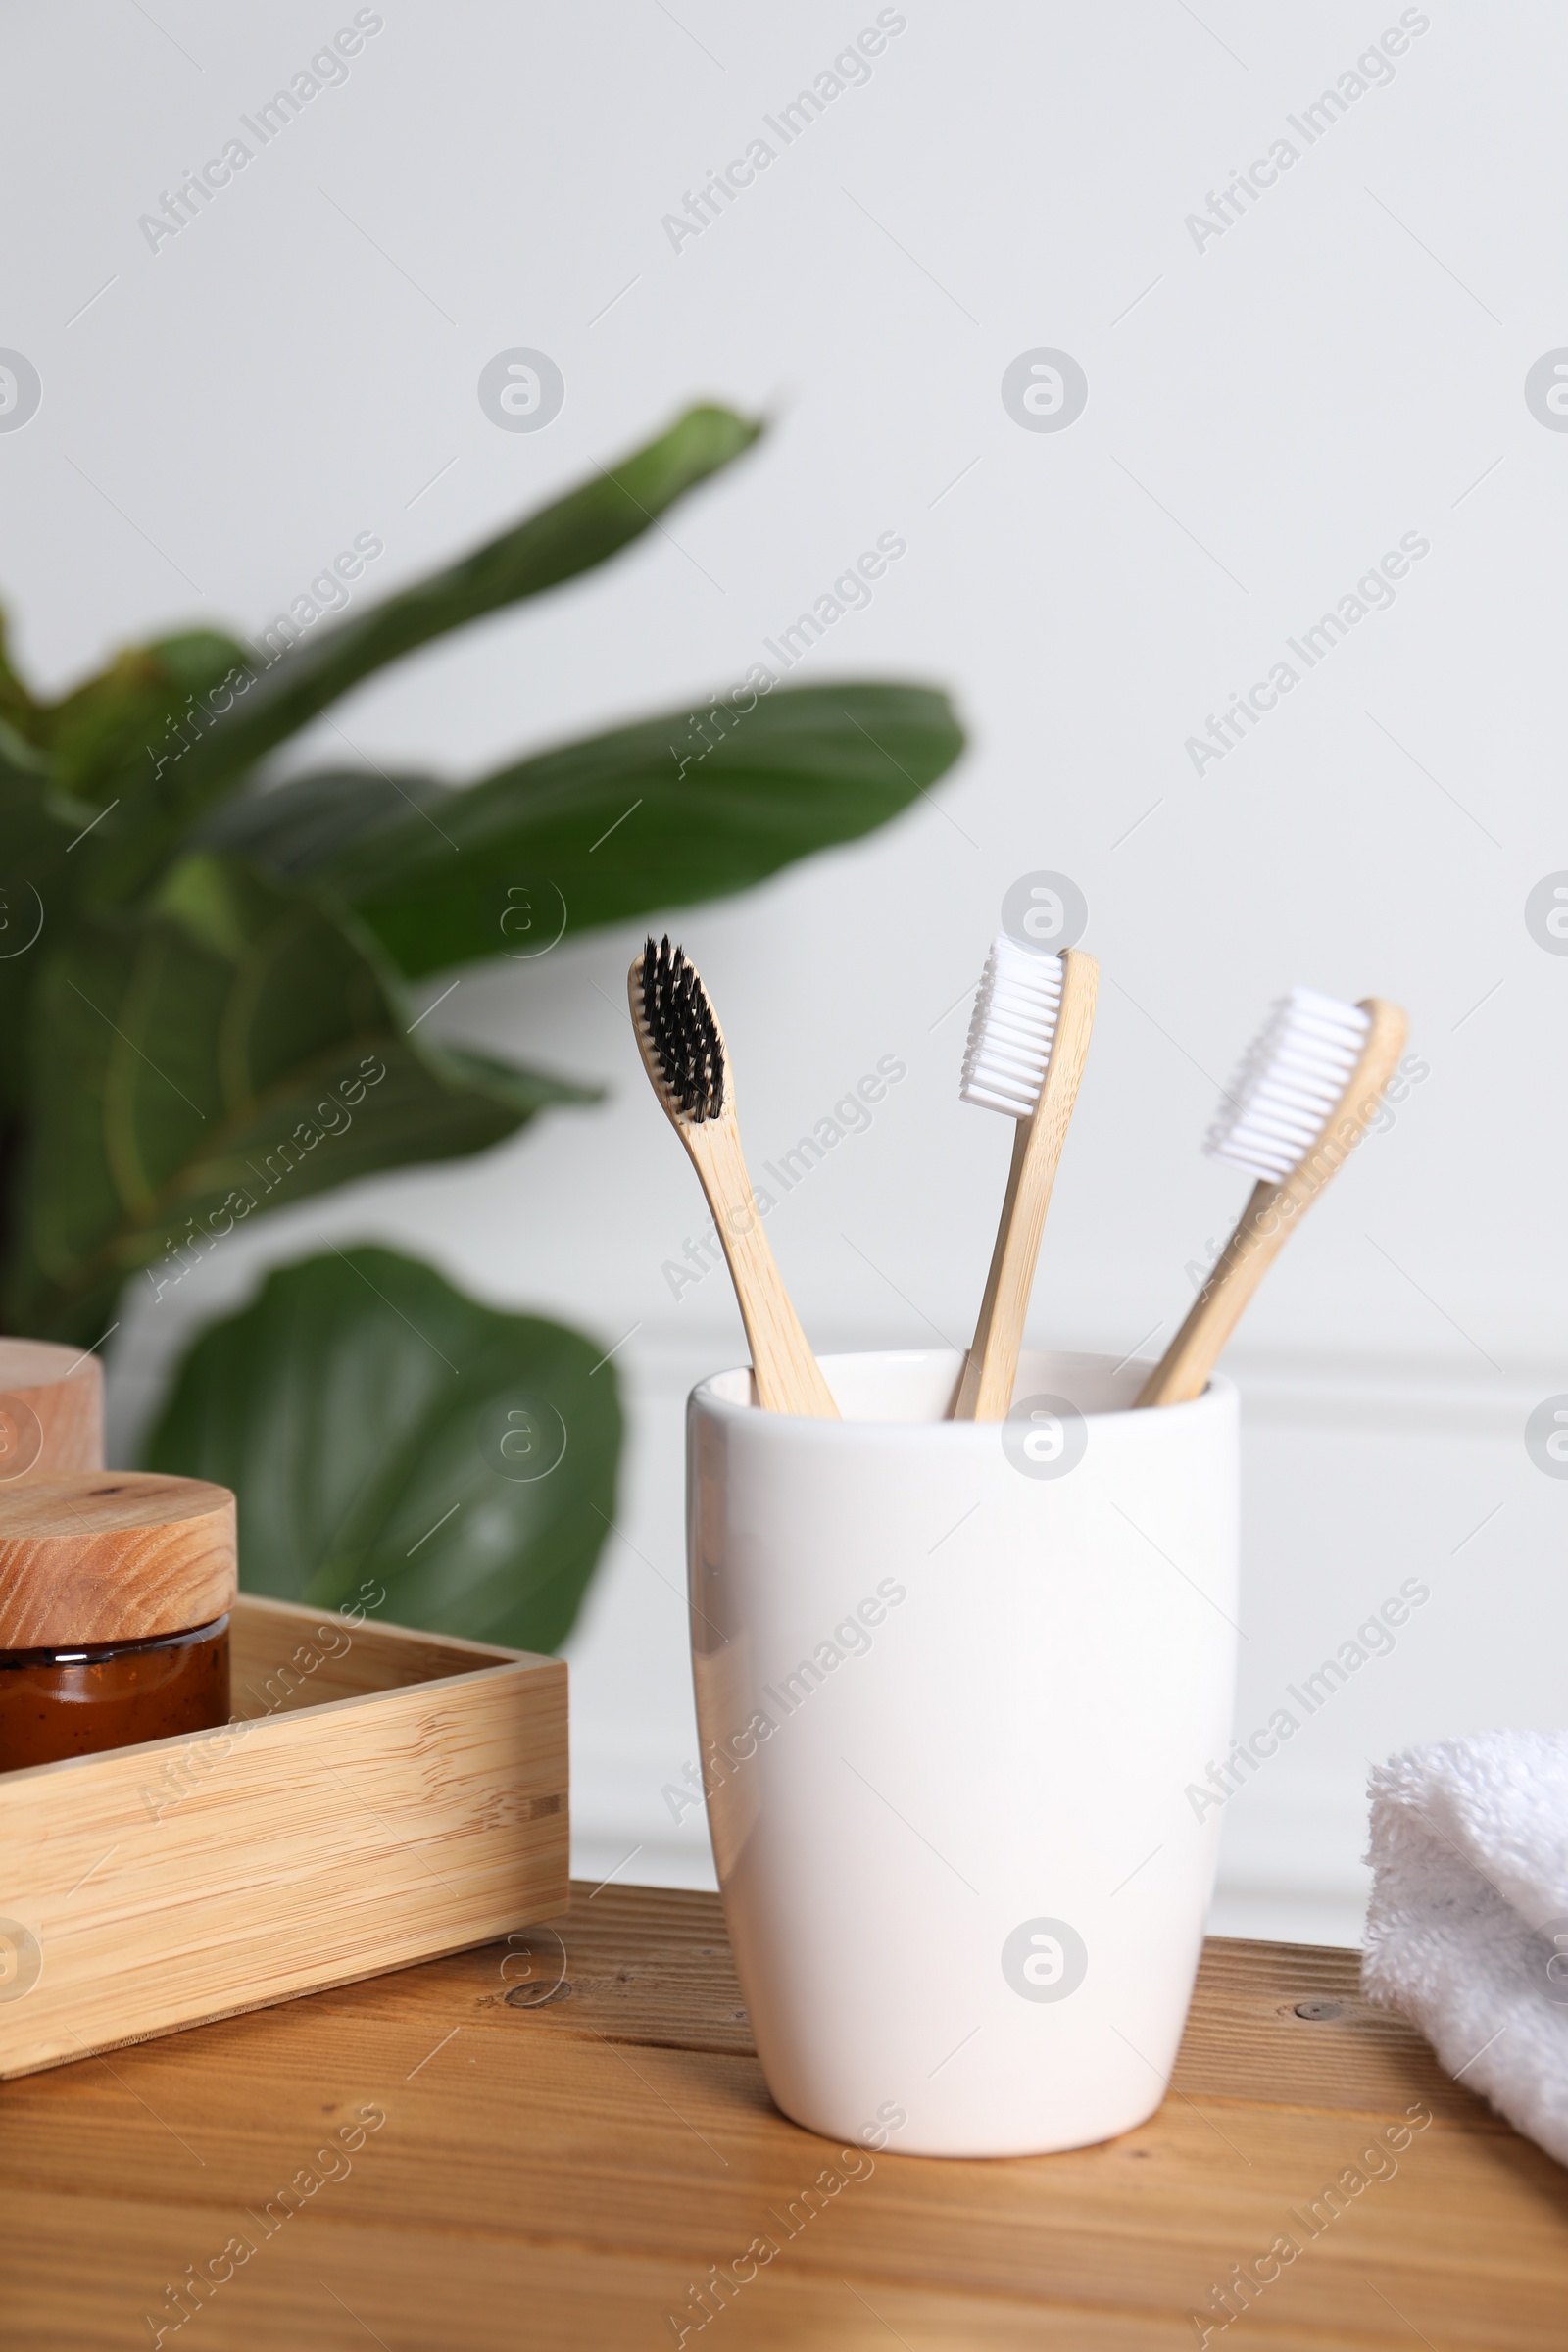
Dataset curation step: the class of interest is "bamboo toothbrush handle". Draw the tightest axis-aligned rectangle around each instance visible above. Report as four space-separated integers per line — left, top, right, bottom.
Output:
1134 1178 1293 1409
955 949 1099 1422
684 1119 839 1418
1135 997 1408 1408
952 1119 1030 1422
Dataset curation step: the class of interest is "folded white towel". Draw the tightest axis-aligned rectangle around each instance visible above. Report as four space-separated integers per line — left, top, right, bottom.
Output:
1363 1730 1568 2168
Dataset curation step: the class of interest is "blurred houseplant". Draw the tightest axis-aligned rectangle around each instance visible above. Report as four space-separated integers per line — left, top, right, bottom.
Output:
0 405 963 1647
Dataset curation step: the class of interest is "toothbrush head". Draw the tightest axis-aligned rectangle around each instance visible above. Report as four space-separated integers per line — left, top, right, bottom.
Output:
633 935 726 1124
1205 986 1373 1183
959 934 1065 1119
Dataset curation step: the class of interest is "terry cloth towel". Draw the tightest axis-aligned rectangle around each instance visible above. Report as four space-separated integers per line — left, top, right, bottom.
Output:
1363 1731 1568 2168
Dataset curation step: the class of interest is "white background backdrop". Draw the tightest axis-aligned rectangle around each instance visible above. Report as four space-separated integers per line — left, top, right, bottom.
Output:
6 0 1566 1944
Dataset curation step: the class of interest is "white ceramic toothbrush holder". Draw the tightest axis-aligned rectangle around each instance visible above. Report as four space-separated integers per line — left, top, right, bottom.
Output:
685 1347 1239 2159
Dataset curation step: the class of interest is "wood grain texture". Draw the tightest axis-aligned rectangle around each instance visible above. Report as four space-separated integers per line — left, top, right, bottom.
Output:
956 949 1099 1422
630 954 837 1418
0 1594 567 2079
1 1882 1562 2348
0 1337 102 1483
0 1470 236 1646
227 1596 517 1714
1137 999 1409 1409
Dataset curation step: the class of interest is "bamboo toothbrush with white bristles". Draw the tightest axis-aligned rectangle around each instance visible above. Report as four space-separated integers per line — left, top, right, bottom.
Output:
630 936 838 1419
951 936 1100 1421
1135 986 1408 1408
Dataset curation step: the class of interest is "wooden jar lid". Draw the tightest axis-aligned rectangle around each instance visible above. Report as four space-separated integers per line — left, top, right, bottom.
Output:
0 1472 236 1650
0 1340 103 1485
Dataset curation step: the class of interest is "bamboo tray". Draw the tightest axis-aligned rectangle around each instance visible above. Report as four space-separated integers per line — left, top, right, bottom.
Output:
0 1592 567 2079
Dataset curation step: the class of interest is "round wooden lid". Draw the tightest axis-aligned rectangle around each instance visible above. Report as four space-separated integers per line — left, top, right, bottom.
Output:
0 1472 236 1650
0 1339 103 1485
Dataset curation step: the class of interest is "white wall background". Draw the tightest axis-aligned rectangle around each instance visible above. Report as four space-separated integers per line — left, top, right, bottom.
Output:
5 0 1566 1946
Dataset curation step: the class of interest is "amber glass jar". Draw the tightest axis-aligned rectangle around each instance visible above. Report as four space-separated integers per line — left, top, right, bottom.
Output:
0 1615 229 1769
0 1472 235 1772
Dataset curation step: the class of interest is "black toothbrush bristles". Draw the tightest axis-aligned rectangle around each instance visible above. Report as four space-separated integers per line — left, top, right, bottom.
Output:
641 935 725 1122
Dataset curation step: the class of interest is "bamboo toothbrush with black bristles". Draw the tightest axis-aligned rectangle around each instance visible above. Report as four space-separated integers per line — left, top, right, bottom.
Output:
1135 986 1408 1408
952 935 1100 1421
630 937 838 1419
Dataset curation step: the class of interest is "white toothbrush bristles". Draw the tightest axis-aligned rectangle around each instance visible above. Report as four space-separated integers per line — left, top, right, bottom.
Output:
959 934 1064 1119
1205 986 1371 1184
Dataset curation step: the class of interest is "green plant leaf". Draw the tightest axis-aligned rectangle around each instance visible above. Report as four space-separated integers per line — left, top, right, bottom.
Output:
141 1247 620 1652
203 681 965 977
0 764 79 1130
7 855 593 1342
45 631 254 808
196 766 449 881
0 607 46 752
0 632 256 1138
76 405 761 904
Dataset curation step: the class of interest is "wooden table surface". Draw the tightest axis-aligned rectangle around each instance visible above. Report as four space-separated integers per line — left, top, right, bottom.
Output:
3 1882 1565 2348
